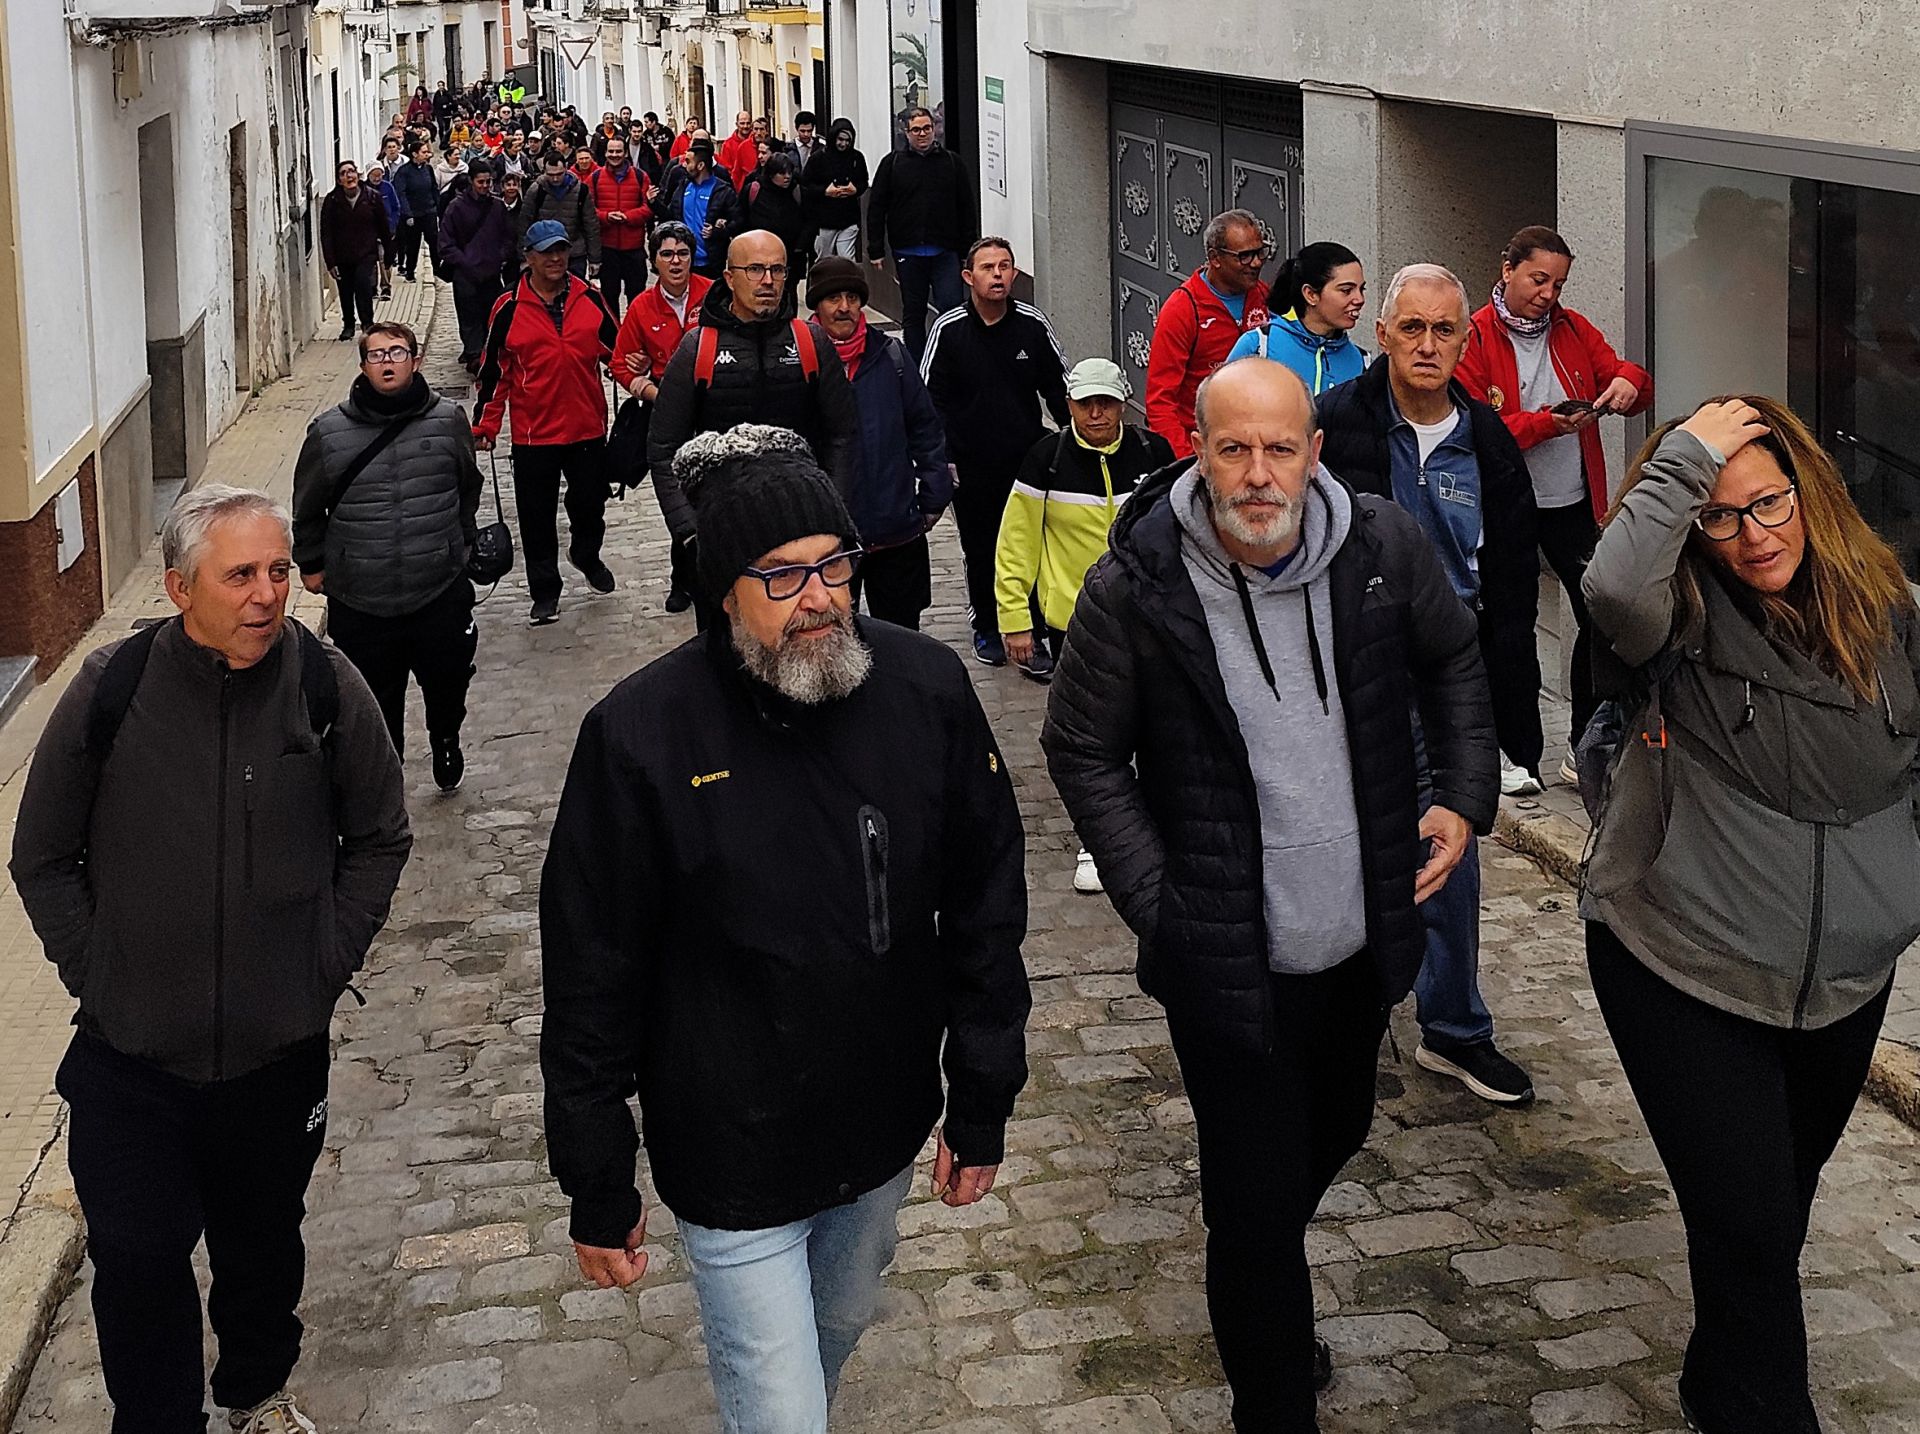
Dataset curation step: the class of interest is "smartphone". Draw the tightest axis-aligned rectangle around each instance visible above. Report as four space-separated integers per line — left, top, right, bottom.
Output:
1552 399 1594 416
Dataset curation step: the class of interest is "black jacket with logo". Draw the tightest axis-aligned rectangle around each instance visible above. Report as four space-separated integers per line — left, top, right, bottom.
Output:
646 280 861 543
920 301 1071 469
540 620 1030 1242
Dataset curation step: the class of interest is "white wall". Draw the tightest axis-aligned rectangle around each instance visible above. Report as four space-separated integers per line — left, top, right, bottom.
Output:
975 0 1033 267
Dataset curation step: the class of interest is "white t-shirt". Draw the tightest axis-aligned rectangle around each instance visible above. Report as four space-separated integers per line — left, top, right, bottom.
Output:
1409 412 1458 470
1510 327 1587 509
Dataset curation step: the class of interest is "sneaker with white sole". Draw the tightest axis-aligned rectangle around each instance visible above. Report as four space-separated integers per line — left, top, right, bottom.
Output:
1558 752 1580 786
1499 762 1541 797
1415 1039 1535 1104
1073 849 1102 894
228 1392 318 1433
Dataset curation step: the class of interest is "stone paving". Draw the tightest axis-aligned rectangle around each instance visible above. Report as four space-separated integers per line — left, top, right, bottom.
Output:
14 305 1920 1433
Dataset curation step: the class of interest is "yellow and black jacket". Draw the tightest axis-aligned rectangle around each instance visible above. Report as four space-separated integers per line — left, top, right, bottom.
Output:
995 423 1174 634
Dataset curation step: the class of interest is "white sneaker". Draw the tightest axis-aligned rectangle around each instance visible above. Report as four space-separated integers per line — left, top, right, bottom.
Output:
229 1393 318 1434
1499 763 1541 797
1073 849 1103 894
1558 752 1580 786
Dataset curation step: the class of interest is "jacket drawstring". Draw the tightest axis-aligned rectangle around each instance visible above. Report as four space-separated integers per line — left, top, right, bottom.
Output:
1231 564 1331 716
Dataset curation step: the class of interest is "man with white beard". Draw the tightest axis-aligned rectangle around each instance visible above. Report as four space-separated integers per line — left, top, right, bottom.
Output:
539 424 1031 1434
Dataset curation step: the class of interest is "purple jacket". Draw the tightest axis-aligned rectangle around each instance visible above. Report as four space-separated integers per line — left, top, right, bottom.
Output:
438 189 516 284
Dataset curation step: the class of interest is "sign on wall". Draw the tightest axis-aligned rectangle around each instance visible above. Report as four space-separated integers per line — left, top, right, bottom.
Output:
983 75 1007 197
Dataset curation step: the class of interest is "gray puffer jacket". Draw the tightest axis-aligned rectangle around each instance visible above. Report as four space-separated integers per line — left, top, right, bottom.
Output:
1582 429 1920 1029
292 375 483 617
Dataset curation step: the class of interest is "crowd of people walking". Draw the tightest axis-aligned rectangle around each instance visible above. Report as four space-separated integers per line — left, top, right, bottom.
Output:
9 78 1918 1434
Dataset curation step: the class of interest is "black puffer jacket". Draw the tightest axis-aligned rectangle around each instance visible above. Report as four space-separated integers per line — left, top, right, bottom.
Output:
1041 460 1497 1051
1316 360 1544 772
291 376 483 617
646 280 861 542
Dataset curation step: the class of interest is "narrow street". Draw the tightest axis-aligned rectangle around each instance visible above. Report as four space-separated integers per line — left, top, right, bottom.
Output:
12 311 1920 1434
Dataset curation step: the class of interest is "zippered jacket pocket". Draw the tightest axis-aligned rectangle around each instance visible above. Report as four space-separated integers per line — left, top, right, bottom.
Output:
859 804 891 955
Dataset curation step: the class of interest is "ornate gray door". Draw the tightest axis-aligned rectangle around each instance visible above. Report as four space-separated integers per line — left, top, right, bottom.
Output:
1110 70 1303 418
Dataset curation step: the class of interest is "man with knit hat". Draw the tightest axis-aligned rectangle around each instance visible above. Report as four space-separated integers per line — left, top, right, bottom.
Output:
541 423 1030 1432
808 256 951 629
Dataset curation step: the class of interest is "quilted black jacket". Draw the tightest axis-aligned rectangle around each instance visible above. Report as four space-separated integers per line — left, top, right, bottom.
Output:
1041 460 1497 1051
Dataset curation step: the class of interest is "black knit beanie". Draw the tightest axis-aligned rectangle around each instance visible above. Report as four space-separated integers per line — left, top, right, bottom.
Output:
675 425 860 601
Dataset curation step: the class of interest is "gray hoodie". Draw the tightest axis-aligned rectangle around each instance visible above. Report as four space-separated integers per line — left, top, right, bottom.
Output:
1174 465 1368 974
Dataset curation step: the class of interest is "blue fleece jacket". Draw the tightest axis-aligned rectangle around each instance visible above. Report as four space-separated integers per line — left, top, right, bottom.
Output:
1226 310 1367 395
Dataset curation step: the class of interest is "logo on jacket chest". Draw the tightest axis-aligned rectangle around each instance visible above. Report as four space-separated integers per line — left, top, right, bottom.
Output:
714 350 737 366
1486 384 1506 412
691 769 732 788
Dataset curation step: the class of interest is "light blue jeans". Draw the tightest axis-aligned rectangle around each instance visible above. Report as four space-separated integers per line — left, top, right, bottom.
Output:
678 1165 913 1433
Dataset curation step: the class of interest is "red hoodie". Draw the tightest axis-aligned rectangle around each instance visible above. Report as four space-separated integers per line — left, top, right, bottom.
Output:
1457 303 1654 521
1144 271 1270 459
473 274 618 447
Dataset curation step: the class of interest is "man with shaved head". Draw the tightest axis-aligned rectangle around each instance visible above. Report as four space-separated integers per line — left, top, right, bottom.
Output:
1316 263 1543 1110
1042 355 1496 1430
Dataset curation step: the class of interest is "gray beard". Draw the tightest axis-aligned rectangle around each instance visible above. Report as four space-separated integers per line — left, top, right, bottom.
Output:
1205 472 1302 551
730 606 873 705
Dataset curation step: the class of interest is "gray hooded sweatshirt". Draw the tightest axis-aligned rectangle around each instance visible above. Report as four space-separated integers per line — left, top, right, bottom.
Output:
1173 465 1368 974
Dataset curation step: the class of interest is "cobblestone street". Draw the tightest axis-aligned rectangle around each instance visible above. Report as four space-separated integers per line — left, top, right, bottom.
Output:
14 326 1920 1434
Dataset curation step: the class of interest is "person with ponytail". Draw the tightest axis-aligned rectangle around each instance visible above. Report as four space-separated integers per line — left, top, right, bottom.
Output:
1226 241 1367 393
1458 225 1653 786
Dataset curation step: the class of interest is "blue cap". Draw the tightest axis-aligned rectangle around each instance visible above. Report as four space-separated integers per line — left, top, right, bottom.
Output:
524 219 571 252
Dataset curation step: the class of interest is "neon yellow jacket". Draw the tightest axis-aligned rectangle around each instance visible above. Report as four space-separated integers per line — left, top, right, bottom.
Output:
995 423 1175 634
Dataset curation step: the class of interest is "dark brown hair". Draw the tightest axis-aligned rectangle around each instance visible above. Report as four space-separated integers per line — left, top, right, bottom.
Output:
358 322 419 361
1503 225 1574 269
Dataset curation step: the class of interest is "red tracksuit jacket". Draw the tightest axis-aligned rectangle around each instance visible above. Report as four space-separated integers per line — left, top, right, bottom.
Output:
1145 271 1270 460
473 274 618 447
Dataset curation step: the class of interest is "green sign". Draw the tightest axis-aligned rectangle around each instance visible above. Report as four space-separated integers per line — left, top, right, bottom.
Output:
984 76 1004 103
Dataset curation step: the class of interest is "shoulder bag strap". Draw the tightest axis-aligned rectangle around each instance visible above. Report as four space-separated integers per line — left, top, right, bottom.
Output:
326 411 422 517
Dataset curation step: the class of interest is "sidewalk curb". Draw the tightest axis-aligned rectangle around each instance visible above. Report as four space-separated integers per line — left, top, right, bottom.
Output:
1491 799 1920 1134
0 1120 83 1433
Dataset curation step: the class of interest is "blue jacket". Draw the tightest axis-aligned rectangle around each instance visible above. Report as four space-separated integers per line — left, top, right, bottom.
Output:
835 325 951 548
370 179 402 230
392 160 440 221
1226 311 1366 394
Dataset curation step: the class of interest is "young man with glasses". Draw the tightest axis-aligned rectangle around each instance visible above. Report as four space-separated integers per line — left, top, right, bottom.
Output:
543 423 1029 1434
866 106 977 361
1144 207 1272 459
648 229 861 627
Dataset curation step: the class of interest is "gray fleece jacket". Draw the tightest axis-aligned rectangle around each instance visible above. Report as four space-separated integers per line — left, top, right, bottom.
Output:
1173 466 1368 974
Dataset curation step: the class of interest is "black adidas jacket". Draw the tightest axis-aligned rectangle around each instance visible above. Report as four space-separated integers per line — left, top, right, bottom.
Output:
540 620 1030 1241
920 301 1071 468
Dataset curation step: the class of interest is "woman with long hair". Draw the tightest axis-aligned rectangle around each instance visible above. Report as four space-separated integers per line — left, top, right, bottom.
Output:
1225 240 1366 393
1582 396 1920 1433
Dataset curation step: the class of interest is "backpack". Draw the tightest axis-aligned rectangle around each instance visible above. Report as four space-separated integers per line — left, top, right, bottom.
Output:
86 618 338 764
1571 644 1685 824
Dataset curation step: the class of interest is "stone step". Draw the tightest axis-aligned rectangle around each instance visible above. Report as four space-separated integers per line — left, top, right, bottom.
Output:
0 654 34 730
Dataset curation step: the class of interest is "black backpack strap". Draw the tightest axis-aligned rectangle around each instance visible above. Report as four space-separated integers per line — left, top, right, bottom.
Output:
295 622 340 746
85 621 167 763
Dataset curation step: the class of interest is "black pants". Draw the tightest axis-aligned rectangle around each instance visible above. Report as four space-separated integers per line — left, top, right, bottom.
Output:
325 579 477 758
952 458 1017 640
669 532 700 600
337 258 378 332
694 251 727 281
1169 950 1386 1433
1538 499 1600 743
850 535 932 630
398 213 440 279
600 247 648 316
451 274 505 362
59 1033 329 1433
1586 922 1891 1433
894 249 964 361
514 439 609 604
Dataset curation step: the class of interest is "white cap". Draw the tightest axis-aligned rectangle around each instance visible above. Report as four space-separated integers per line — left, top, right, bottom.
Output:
1065 358 1130 402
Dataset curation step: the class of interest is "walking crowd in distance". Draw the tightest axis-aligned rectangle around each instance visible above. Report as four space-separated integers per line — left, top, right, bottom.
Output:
8 77 1918 1434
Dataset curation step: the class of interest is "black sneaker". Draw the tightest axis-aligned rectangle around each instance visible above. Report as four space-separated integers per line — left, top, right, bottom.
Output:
572 556 616 593
430 734 464 792
1313 1335 1333 1393
528 596 560 626
664 589 693 614
338 325 355 342
1415 1038 1535 1105
1016 643 1055 684
973 632 1007 667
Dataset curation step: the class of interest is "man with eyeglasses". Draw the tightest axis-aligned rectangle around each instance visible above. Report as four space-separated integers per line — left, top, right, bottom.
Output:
1145 208 1272 459
542 422 1029 1434
1315 262 1542 1110
648 229 860 627
866 106 977 361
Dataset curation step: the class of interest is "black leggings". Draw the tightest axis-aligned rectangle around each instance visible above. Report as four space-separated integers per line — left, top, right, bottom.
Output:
1538 500 1599 742
1586 922 1891 1433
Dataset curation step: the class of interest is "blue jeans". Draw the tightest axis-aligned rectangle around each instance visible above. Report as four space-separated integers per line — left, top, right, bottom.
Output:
893 250 964 361
1411 715 1494 1049
679 1165 912 1433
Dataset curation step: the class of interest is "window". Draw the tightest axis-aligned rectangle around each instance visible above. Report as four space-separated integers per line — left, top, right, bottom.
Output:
1635 127 1920 574
760 69 776 127
741 66 752 115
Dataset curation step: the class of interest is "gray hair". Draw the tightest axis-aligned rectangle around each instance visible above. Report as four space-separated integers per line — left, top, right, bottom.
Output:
1202 208 1261 254
160 484 291 583
1380 263 1470 322
1195 357 1318 441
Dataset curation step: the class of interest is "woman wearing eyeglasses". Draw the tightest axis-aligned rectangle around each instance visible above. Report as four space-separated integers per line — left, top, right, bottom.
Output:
1582 395 1920 1434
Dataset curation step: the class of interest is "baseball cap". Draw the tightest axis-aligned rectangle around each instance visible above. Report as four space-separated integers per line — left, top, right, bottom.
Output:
524 219 571 252
1065 358 1130 402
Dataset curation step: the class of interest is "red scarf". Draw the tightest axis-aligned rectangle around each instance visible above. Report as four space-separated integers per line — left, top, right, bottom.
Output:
827 313 869 381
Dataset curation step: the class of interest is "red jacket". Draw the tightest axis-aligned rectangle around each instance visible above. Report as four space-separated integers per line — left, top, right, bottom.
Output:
718 133 759 189
1145 271 1270 459
473 274 618 447
1457 303 1654 521
611 274 714 388
589 162 652 251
